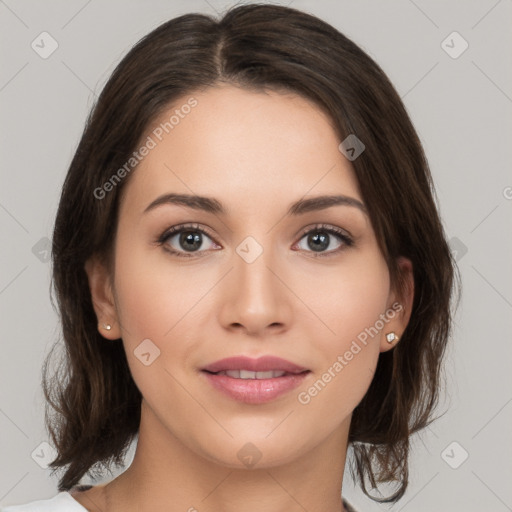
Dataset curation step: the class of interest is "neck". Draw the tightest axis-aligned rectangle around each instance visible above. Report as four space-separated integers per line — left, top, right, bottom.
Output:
103 400 350 512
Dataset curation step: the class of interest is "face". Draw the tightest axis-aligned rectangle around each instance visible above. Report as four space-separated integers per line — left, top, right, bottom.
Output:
88 84 412 469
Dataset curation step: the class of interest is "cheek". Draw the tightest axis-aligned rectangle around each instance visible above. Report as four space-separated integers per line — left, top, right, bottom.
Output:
304 251 391 344
299 254 390 404
113 238 207 339
114 262 171 341
112 240 218 399
112 243 200 403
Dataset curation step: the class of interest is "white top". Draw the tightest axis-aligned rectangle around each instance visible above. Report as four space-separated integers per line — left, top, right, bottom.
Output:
0 492 86 512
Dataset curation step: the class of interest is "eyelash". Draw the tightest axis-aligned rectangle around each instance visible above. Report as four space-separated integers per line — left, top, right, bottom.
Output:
156 223 354 259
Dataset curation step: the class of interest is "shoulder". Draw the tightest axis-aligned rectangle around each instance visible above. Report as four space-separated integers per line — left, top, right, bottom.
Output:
0 492 87 512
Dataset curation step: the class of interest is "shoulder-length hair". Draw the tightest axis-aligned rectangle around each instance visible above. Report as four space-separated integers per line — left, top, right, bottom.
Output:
43 3 460 502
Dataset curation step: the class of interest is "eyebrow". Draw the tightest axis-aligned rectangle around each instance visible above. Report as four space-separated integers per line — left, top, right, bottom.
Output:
143 193 367 217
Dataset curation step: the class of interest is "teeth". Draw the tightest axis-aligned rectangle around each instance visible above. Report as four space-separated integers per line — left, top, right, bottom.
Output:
217 370 287 379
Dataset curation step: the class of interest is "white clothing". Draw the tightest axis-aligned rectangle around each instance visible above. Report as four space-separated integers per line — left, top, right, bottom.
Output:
0 492 86 511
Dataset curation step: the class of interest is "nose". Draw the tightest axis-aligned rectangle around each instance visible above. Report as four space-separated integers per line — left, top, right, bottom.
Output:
218 240 292 337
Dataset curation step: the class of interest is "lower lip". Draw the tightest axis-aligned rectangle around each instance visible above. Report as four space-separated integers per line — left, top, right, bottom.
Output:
202 371 310 404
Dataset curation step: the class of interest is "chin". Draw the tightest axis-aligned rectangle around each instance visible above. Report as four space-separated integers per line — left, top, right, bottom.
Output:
190 428 315 470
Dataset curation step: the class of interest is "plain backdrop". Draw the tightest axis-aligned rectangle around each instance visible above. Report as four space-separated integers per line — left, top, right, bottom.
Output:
1 1 511 510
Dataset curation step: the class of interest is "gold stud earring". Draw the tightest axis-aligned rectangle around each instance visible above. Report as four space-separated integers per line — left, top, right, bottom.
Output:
386 332 399 344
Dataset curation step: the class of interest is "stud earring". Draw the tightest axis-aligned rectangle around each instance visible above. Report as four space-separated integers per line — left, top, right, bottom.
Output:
101 323 112 331
386 332 399 344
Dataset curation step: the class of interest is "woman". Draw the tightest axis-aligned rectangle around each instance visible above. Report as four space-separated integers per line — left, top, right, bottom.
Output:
1 3 458 511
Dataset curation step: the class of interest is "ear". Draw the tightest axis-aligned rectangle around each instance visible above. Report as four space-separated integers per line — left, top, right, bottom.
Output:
84 255 121 340
380 256 414 353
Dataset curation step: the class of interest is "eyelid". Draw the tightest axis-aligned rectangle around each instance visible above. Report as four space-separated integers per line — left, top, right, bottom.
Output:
296 223 352 241
157 222 216 239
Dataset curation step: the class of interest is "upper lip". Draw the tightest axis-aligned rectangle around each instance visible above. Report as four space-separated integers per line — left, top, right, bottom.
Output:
202 356 309 374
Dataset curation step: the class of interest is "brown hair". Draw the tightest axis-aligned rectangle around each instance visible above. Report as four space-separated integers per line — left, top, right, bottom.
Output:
43 3 460 502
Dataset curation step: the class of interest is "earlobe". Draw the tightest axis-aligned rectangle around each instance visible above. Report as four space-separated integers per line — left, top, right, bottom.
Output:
380 257 414 353
84 256 121 340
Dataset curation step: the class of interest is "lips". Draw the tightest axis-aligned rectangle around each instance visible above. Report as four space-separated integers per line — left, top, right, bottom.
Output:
202 355 309 375
215 369 287 379
201 356 310 404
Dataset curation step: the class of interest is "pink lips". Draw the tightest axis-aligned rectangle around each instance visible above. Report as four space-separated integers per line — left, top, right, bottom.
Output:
202 355 309 374
201 356 310 404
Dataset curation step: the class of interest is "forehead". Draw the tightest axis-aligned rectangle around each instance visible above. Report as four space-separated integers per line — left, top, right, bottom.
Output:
121 85 362 214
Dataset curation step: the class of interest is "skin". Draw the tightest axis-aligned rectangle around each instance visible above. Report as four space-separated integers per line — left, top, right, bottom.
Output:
78 84 414 512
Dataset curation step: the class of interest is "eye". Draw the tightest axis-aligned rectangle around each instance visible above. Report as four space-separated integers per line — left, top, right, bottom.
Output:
294 224 354 257
157 223 220 258
156 222 354 259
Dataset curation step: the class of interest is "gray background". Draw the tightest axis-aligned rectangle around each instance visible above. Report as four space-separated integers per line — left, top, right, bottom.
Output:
1 0 511 510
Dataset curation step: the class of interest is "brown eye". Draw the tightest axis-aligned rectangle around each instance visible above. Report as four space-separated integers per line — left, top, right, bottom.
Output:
295 224 353 257
157 224 220 258
174 231 204 252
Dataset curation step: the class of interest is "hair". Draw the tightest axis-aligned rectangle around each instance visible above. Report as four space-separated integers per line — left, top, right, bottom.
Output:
42 2 460 503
